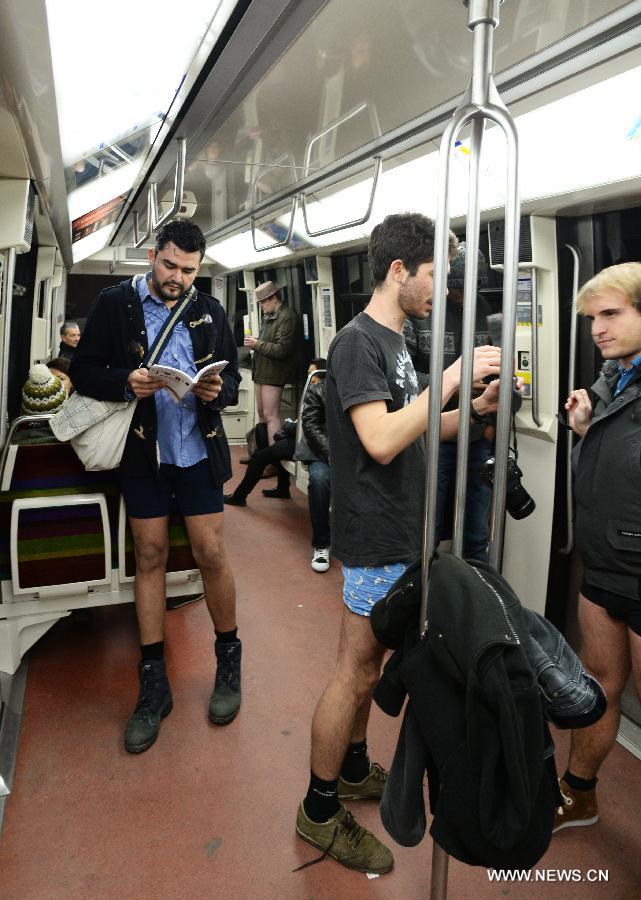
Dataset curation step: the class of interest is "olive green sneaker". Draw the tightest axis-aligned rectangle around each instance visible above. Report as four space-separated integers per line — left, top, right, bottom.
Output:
295 802 394 874
338 761 388 801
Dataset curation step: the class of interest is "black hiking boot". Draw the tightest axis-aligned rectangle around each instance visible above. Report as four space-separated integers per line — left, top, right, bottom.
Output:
209 640 242 725
124 659 173 754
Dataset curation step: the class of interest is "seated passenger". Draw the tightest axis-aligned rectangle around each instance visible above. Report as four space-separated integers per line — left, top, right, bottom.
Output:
46 356 73 395
20 363 67 416
294 359 331 573
58 321 81 359
224 420 296 506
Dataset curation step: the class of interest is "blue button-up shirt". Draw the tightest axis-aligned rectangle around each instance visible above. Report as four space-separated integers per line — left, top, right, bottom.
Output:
615 353 641 397
137 276 206 467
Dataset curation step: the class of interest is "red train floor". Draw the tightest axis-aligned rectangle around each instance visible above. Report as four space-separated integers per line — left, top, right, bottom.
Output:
1 448 640 899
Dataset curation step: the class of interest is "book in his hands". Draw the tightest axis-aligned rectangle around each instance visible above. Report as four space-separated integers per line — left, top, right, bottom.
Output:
148 360 228 402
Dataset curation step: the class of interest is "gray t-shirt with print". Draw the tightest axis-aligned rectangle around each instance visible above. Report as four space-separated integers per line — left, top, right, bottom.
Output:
327 312 425 567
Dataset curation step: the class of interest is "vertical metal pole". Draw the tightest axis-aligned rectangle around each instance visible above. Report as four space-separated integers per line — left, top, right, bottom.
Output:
487 110 519 570
426 4 512 898
0 249 17 449
559 244 580 555
421 108 460 633
530 269 542 426
451 115 484 555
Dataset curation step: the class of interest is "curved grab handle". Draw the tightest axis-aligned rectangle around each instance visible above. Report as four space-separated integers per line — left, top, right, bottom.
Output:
559 243 580 555
152 137 187 230
133 183 158 248
301 156 382 238
250 154 298 252
301 101 382 238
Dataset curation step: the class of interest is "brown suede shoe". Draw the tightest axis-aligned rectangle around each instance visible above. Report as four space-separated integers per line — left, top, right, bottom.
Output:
552 778 599 833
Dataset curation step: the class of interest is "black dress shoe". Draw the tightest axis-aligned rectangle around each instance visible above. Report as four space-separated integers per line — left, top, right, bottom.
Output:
224 494 247 507
166 593 204 611
262 488 291 499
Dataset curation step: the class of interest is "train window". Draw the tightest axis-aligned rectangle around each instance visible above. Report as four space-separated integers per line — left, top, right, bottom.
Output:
36 280 46 319
232 284 248 348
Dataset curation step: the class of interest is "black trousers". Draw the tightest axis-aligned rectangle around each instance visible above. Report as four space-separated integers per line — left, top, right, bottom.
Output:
233 439 292 499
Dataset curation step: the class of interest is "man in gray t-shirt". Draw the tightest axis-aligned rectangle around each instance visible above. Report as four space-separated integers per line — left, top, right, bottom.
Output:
295 213 503 874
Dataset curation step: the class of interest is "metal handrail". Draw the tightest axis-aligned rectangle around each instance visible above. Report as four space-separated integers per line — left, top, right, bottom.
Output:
559 243 580 555
0 250 17 451
301 156 382 238
300 101 382 238
152 137 187 230
530 269 542 426
250 154 298 252
420 3 513 895
132 183 158 249
0 413 54 489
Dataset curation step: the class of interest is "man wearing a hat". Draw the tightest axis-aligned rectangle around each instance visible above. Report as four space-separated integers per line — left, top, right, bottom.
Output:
244 281 300 450
403 242 493 560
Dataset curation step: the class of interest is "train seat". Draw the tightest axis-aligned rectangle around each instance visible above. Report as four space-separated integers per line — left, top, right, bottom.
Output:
0 416 200 673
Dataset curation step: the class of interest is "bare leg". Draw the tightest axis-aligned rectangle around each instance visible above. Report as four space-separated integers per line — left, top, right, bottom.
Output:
184 512 236 632
129 516 170 644
311 607 385 779
568 594 631 779
260 384 284 444
255 383 265 430
351 696 373 744
628 627 641 702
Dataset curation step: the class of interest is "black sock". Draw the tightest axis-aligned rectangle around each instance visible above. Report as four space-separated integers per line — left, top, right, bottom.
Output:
564 770 598 792
303 772 340 823
215 628 238 644
340 740 370 783
141 641 164 661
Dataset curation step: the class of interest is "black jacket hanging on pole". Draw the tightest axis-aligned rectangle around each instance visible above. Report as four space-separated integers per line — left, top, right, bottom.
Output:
372 553 558 870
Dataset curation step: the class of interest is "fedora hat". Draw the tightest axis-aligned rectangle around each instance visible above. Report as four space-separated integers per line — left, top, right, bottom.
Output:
255 280 279 302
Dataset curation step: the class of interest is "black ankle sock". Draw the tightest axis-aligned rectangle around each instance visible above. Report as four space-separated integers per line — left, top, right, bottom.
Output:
303 772 340 823
340 740 370 783
141 641 164 661
215 628 238 644
564 770 598 792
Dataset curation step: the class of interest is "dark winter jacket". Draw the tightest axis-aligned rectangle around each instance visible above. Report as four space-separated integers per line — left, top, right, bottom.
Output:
58 341 75 360
372 554 559 870
573 361 641 597
251 303 300 386
295 380 328 464
69 277 241 483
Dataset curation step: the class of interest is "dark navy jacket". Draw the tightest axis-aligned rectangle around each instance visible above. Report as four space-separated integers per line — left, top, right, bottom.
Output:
573 361 641 597
70 277 241 483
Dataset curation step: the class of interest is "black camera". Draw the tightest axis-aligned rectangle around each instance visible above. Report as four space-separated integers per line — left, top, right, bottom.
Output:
478 454 535 520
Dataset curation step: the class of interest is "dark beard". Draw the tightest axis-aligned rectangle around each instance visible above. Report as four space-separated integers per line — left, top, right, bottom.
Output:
150 273 182 304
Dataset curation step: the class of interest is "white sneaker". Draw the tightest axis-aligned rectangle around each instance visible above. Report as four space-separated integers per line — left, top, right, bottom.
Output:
311 548 330 573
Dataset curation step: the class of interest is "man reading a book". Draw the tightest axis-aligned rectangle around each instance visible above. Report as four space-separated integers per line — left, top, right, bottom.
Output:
70 218 243 754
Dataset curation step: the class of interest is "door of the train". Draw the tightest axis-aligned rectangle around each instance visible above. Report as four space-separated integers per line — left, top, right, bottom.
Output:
550 208 641 743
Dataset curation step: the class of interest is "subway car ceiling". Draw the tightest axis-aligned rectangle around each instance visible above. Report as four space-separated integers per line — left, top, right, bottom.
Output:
2 0 641 275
